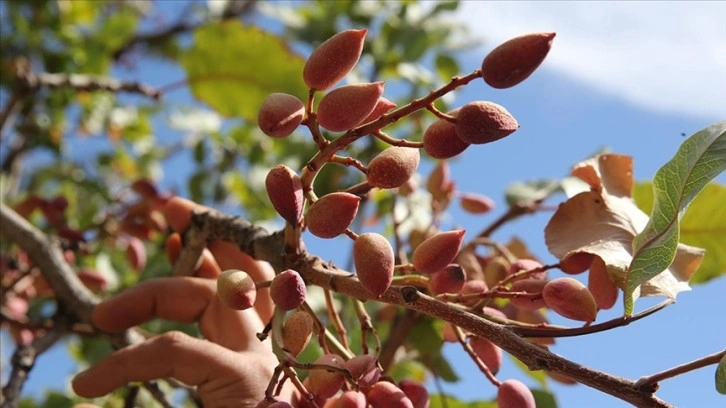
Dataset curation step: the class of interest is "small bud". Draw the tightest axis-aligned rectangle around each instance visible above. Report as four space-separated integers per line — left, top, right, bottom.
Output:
354 233 394 298
509 279 547 311
441 322 459 343
125 237 147 272
423 109 469 159
428 264 466 295
317 82 384 132
360 97 397 125
258 93 305 138
482 32 556 89
497 379 536 408
330 391 367 408
560 252 594 274
459 193 495 214
282 310 313 356
130 179 159 199
459 279 489 306
217 269 257 310
345 354 381 390
543 277 597 322
455 101 518 145
306 192 360 238
509 258 546 280
398 380 429 408
270 270 306 311
426 161 453 202
469 336 503 374
366 147 420 189
266 164 304 225
588 256 618 310
304 29 367 91
77 268 107 292
484 256 509 288
412 230 465 275
57 226 86 243
367 382 413 408
308 354 346 399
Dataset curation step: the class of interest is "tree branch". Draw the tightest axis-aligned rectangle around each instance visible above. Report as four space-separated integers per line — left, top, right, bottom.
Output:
183 210 672 408
0 202 98 321
635 349 726 391
111 0 256 61
18 71 162 100
1 317 69 407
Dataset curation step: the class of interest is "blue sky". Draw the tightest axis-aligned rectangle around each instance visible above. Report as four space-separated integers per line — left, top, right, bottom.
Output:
2 1 725 407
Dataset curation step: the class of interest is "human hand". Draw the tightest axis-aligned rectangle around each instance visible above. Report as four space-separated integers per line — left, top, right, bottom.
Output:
72 197 288 407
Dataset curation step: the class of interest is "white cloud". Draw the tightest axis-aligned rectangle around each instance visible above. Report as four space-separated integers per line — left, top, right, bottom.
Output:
454 1 726 119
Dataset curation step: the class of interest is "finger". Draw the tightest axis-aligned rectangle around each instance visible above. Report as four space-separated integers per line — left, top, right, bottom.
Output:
93 277 263 351
208 240 275 321
197 248 222 278
72 331 272 406
163 196 201 233
165 232 182 263
165 232 222 278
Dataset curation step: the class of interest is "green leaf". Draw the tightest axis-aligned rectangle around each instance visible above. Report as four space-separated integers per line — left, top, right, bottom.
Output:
423 352 459 382
408 316 444 354
181 21 307 121
510 354 548 387
426 1 461 17
429 394 496 408
388 359 428 383
633 182 726 284
505 179 561 206
532 388 558 408
625 121 726 315
435 54 459 82
717 353 726 394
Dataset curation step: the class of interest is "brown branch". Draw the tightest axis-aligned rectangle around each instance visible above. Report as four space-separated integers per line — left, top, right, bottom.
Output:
634 349 726 392
0 202 98 321
1 317 69 407
184 210 672 407
0 202 167 398
111 0 256 61
18 71 162 100
511 299 674 338
477 202 538 239
0 90 21 137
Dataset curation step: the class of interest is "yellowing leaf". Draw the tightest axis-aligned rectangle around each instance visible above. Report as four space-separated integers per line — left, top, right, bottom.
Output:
633 182 726 284
545 154 704 308
181 21 307 121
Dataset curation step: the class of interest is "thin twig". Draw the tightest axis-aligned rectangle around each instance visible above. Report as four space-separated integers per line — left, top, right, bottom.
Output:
453 326 501 387
324 289 351 352
353 299 380 357
634 349 726 392
0 90 21 137
511 299 674 338
143 381 174 408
